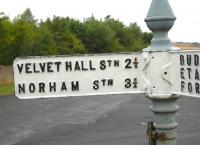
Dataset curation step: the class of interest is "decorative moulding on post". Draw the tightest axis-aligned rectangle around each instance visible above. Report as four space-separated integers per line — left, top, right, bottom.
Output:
144 0 176 51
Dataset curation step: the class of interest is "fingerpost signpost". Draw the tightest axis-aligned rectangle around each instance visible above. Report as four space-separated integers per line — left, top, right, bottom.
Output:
13 0 199 145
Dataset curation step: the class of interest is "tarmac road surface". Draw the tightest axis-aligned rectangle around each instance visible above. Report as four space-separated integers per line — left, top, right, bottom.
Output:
0 94 200 145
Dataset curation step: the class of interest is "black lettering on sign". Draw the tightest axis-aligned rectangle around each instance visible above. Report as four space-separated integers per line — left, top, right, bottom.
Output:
188 82 192 93
180 68 185 79
25 63 32 73
49 82 56 92
125 59 131 69
180 55 184 65
18 83 25 94
39 82 45 93
195 69 200 80
124 78 138 88
101 79 106 86
29 83 36 93
107 60 112 67
108 79 113 86
54 61 61 72
194 55 199 66
61 82 67 91
125 78 131 88
74 61 81 71
181 81 185 91
89 60 96 70
71 81 79 91
133 57 139 68
114 60 120 67
133 78 138 88
101 79 114 86
93 80 99 90
65 61 72 71
33 63 39 73
187 68 192 79
187 55 192 66
47 62 53 72
93 79 113 90
81 61 88 71
17 64 24 74
195 83 200 94
100 60 106 70
39 63 46 72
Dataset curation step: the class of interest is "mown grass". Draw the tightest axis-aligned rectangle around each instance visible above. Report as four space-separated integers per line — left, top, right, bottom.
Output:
0 84 14 96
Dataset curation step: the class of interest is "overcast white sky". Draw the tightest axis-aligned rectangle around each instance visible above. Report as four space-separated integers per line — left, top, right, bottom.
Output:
0 0 199 43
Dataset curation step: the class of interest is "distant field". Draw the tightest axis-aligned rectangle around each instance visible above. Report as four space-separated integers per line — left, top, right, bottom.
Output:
0 84 14 96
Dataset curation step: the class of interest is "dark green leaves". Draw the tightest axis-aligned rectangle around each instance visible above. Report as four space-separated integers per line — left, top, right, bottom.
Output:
0 9 152 65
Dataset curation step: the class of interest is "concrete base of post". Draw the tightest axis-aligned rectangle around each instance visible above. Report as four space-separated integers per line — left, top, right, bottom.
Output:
147 94 181 145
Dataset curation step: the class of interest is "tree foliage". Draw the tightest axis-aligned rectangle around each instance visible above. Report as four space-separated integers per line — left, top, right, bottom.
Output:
0 9 152 65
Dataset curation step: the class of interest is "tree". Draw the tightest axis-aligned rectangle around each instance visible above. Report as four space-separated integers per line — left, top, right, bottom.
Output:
0 13 14 65
48 16 87 54
143 32 153 46
14 8 37 24
79 17 122 53
0 9 152 65
11 9 37 57
32 23 57 55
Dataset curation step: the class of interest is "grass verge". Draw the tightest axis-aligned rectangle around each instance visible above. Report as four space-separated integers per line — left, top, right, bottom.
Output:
0 84 14 96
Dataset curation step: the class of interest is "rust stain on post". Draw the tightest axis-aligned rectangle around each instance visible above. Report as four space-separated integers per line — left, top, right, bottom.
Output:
158 132 176 141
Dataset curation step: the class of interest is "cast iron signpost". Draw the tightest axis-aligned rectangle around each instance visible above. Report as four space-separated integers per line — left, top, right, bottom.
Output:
12 0 198 145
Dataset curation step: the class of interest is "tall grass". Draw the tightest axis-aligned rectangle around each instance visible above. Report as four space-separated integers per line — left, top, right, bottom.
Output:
0 84 14 96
